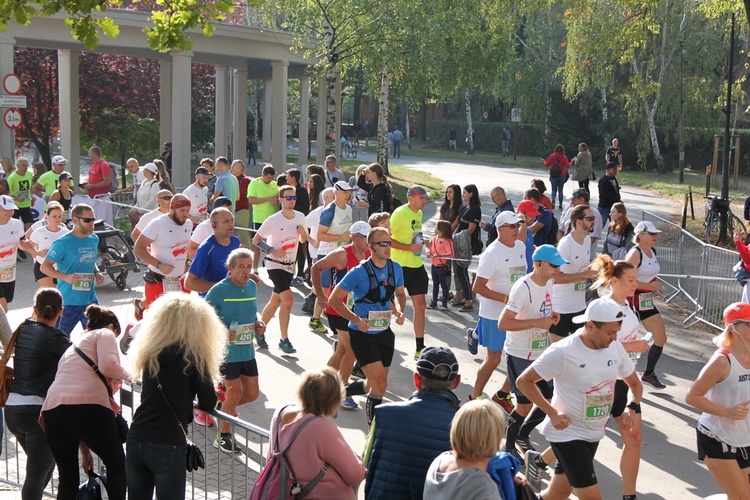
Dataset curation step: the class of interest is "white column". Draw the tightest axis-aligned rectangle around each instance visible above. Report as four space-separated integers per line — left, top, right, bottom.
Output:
232 68 248 164
271 61 288 170
0 36 14 162
159 59 172 156
316 74 326 164
334 68 342 158
170 51 193 188
298 76 310 165
57 49 81 181
215 65 228 157
262 79 272 162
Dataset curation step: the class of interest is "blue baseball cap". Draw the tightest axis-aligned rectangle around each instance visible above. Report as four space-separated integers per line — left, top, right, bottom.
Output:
532 244 569 266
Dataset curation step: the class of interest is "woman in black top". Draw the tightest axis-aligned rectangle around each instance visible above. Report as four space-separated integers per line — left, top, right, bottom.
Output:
452 184 481 312
126 293 226 500
439 184 462 232
357 163 391 216
5 288 70 500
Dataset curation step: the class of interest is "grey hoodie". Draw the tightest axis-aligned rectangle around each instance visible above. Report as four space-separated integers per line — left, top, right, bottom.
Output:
423 451 501 500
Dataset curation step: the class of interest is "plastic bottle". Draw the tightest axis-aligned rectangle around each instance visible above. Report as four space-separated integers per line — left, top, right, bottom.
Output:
635 332 653 359
414 232 424 256
229 319 238 333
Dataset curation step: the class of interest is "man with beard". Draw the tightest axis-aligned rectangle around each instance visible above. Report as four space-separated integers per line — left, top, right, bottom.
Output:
134 194 194 308
41 203 105 334
183 166 211 225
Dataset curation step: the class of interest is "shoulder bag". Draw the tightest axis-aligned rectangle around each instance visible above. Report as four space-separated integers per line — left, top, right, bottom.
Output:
75 346 129 443
155 375 205 472
0 324 23 407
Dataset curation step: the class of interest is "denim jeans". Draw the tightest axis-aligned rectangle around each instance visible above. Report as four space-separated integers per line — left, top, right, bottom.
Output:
6 405 54 500
550 177 565 207
393 141 401 158
126 439 187 500
598 206 611 226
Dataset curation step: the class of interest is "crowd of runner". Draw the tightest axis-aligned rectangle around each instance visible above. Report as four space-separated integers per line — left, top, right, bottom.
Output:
0 149 747 500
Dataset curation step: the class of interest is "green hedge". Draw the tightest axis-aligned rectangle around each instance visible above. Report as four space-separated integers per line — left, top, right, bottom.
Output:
426 120 547 156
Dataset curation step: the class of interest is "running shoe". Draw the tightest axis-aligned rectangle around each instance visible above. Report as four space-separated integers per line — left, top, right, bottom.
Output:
439 304 449 311
427 302 438 309
279 338 297 354
290 276 304 286
459 304 474 312
308 318 327 334
341 397 358 410
193 410 215 427
351 366 366 379
214 434 241 454
467 394 486 402
641 372 666 389
450 299 463 307
414 349 423 361
516 436 536 454
132 298 144 321
255 334 269 350
491 392 516 414
467 328 478 355
523 450 545 493
507 447 525 467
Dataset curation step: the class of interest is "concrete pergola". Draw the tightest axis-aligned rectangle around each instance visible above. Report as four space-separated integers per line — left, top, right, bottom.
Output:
0 10 328 187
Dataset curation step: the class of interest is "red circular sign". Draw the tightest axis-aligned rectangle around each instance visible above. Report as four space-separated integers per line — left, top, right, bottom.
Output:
3 109 22 129
2 74 21 95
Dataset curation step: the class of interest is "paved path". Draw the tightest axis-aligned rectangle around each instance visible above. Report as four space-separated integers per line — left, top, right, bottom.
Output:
1 152 726 499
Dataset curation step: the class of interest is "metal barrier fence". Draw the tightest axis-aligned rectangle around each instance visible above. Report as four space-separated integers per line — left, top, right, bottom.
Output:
0 380 270 498
642 211 743 330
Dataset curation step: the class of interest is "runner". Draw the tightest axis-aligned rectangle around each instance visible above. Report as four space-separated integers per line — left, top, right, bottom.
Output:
206 248 265 453
686 302 750 500
330 226 406 424
0 195 27 311
497 244 564 462
311 220 371 410
28 203 69 288
625 221 668 389
182 166 210 225
517 298 643 500
253 185 307 354
550 205 597 342
467 211 526 415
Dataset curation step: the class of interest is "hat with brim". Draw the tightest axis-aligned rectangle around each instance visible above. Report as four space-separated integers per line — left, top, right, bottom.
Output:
416 347 459 381
495 211 522 227
634 221 662 234
516 200 540 218
573 298 625 324
532 244 570 266
0 195 18 211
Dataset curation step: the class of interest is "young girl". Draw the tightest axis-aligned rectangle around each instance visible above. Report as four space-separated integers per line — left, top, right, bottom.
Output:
427 220 454 310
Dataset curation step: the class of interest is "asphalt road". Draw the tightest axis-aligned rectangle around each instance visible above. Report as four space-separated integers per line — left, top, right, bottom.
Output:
2 151 726 499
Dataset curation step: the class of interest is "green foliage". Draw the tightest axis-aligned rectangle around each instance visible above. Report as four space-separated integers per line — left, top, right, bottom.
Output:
191 110 215 151
426 120 547 157
82 110 160 160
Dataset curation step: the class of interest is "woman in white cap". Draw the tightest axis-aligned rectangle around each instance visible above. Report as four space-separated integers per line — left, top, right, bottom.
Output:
625 220 668 389
686 302 750 500
134 162 161 214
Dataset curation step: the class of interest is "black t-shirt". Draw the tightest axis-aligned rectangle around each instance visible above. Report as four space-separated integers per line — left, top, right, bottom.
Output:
457 205 482 245
606 146 621 164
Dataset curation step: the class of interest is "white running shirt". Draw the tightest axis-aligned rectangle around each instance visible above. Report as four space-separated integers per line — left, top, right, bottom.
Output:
503 274 554 360
476 239 527 320
141 214 193 278
553 234 591 313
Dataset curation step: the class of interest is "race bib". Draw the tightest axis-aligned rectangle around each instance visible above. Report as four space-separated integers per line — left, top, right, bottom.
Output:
530 328 549 352
72 273 94 291
163 276 182 293
0 265 15 283
584 392 614 420
628 351 640 361
234 323 256 345
573 281 587 293
368 310 391 331
17 189 29 200
638 293 654 311
509 266 526 285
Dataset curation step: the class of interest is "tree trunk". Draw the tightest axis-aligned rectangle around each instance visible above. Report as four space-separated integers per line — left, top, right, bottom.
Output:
377 62 390 173
419 102 427 141
325 66 337 157
253 81 259 141
464 88 474 154
405 104 411 150
601 82 609 148
644 101 666 172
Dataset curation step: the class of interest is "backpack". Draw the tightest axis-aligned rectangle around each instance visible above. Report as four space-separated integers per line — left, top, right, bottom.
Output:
546 214 559 246
549 157 562 178
389 196 403 213
355 259 396 306
95 160 119 193
250 406 328 500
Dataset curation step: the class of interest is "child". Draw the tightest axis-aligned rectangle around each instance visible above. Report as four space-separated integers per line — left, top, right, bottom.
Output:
427 220 454 310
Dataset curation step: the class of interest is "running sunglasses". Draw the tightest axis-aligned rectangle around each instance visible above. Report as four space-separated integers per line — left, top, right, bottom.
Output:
583 216 596 221
281 195 297 201
76 217 96 223
371 240 392 247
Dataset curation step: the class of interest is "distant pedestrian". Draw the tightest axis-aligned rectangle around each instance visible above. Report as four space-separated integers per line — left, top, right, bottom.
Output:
501 126 511 156
597 162 621 224
392 127 404 158
570 143 593 194
449 127 457 151
541 144 570 210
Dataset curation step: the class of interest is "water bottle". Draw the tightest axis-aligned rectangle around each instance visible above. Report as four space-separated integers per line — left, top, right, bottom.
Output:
414 232 424 256
229 319 238 333
635 332 653 359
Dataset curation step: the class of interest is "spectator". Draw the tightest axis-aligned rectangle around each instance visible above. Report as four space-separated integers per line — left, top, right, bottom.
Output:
603 202 635 260
501 126 511 157
734 231 750 303
357 163 392 216
392 126 404 158
287 168 310 284
530 179 553 211
307 170 326 211
570 143 593 194
452 184 481 312
597 162 621 224
5 288 70 500
247 165 279 273
233 160 253 249
439 184 462 233
265 368 366 499
41 305 129 500
524 188 552 247
350 164 370 223
449 127 457 151
364 347 461 500
82 146 113 226
153 158 174 193
212 156 239 213
323 155 345 188
161 141 172 177
126 293 225 500
541 145 570 210
481 186 514 246
133 162 160 216
605 138 623 169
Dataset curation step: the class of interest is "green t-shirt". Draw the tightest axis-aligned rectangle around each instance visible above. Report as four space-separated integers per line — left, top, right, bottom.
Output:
37 170 71 199
390 204 424 268
247 178 279 224
7 171 34 208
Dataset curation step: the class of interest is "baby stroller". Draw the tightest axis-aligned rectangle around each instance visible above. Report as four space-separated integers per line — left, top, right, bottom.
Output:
94 220 140 290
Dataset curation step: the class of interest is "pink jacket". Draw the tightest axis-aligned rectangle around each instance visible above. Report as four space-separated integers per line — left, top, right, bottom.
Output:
42 328 130 413
429 236 454 267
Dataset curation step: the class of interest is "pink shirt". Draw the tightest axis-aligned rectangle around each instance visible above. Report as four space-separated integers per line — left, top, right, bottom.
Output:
42 328 130 413
88 160 111 197
268 405 366 499
429 236 454 267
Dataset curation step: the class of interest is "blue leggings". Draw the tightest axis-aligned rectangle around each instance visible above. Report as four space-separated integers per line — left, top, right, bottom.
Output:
431 265 450 306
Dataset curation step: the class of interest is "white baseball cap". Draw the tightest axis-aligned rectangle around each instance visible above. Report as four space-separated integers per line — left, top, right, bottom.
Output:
52 155 67 164
143 162 158 174
350 221 371 237
0 195 18 211
633 221 662 234
495 211 522 227
573 298 626 324
334 180 353 191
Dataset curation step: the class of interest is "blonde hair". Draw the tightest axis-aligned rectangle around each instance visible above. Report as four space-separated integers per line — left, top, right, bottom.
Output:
368 212 390 228
713 328 734 348
297 367 344 417
450 400 506 460
128 293 227 383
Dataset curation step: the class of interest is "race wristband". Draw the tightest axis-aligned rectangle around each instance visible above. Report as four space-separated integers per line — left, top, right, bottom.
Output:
258 240 272 253
155 261 163 269
626 402 642 414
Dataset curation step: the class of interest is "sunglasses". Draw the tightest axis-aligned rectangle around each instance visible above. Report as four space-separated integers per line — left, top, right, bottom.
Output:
501 222 522 229
371 240 392 247
76 217 96 223
159 196 173 200
281 195 297 201
583 216 596 221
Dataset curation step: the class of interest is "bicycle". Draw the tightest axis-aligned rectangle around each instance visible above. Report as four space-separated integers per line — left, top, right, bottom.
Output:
703 195 747 245
343 139 357 158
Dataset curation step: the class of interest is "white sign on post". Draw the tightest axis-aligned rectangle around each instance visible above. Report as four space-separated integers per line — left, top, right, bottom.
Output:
511 108 521 123
3 108 22 129
2 74 21 95
0 95 26 108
